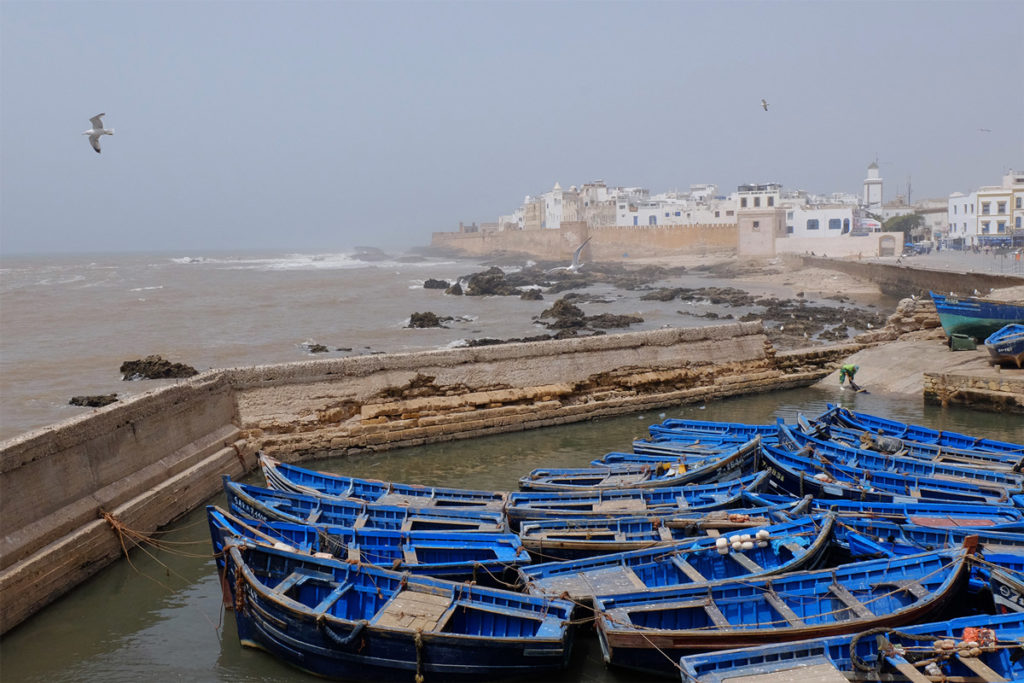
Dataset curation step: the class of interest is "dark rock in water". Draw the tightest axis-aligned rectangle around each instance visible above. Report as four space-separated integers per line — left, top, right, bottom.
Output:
69 394 118 407
520 289 543 301
120 355 198 380
445 282 463 295
336 347 353 352
408 312 450 328
538 298 587 329
424 278 450 290
306 343 330 353
464 267 525 296
352 246 392 262
586 313 644 329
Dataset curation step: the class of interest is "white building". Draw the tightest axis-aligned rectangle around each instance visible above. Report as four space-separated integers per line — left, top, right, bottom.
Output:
947 171 1024 248
786 205 860 238
947 192 978 247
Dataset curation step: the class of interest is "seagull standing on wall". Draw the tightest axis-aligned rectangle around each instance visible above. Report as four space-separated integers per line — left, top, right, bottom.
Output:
547 236 592 274
83 113 114 153
761 99 769 111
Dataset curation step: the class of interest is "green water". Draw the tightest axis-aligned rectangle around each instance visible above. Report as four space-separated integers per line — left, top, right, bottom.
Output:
1 386 1021 682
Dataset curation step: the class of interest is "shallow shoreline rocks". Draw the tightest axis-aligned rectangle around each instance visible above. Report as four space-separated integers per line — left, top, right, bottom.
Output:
119 355 198 380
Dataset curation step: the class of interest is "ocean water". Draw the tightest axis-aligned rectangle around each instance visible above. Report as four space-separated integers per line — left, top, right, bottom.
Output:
0 248 838 443
2 249 1022 682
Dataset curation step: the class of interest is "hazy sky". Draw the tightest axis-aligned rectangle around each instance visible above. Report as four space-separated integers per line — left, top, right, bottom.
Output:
2 1 1021 255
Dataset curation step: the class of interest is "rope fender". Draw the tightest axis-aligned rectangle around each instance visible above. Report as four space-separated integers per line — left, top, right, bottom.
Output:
318 618 368 648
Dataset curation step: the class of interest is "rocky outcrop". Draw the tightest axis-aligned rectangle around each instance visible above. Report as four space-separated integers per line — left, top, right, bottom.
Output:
853 297 943 344
68 394 118 407
423 278 450 290
119 356 198 380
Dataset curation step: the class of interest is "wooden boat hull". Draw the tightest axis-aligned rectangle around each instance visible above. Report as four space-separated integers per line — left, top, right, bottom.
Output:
506 471 768 528
224 477 508 533
744 491 1024 529
518 508 786 561
930 290 1024 341
212 539 574 681
260 454 507 510
518 437 759 491
760 443 1012 504
594 548 970 677
519 514 833 603
679 611 1024 683
778 423 1024 489
986 323 1024 367
207 506 530 581
818 404 1024 455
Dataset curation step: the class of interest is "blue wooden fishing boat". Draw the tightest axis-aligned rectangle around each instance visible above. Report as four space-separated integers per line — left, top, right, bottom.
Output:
519 437 759 491
986 323 1024 368
986 555 1024 614
817 404 1024 456
259 454 507 510
518 508 788 561
223 477 508 533
931 290 1024 341
594 546 974 677
679 611 1024 683
647 418 779 441
601 441 750 464
506 471 768 528
833 516 1024 559
759 442 1014 504
207 506 529 581
797 415 1023 471
743 491 1024 529
209 527 574 681
777 423 1024 490
518 515 832 604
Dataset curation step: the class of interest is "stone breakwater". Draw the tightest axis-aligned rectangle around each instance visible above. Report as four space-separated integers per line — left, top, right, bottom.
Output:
230 323 858 461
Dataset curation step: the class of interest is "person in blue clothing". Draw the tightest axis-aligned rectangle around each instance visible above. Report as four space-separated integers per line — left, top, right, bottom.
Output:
839 364 861 391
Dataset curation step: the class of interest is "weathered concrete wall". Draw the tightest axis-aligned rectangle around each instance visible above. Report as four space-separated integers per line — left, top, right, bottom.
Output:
227 323 849 461
0 374 255 634
775 233 904 258
430 223 736 260
798 256 1024 297
924 371 1024 413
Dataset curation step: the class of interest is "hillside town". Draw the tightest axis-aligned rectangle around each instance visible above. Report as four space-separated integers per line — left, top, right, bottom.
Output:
457 164 1023 252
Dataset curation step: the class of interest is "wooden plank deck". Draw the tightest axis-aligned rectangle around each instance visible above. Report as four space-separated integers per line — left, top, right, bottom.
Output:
372 590 452 631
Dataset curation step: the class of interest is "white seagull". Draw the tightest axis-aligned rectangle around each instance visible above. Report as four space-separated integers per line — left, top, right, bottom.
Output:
83 113 114 153
547 236 592 274
761 98 769 111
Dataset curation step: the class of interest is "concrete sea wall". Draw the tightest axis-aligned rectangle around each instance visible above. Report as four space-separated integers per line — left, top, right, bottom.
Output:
0 375 254 634
797 256 1023 297
0 322 853 633
924 372 1024 413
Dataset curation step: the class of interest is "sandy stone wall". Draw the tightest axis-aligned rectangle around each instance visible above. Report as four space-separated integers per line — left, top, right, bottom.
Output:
228 323 847 461
924 372 1024 413
430 223 736 260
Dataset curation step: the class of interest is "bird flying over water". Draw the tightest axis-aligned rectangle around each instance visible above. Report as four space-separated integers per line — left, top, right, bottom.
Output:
547 236 592 274
83 113 114 153
978 128 992 133
761 99 769 111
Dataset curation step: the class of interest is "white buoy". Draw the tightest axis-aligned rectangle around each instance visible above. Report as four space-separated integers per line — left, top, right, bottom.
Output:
741 541 755 550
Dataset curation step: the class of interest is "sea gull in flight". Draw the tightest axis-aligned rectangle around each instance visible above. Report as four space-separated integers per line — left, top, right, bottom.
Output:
83 113 114 153
547 236 592 274
761 99 769 111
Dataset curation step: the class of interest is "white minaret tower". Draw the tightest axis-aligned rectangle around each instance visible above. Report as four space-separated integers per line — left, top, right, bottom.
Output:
863 162 883 210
